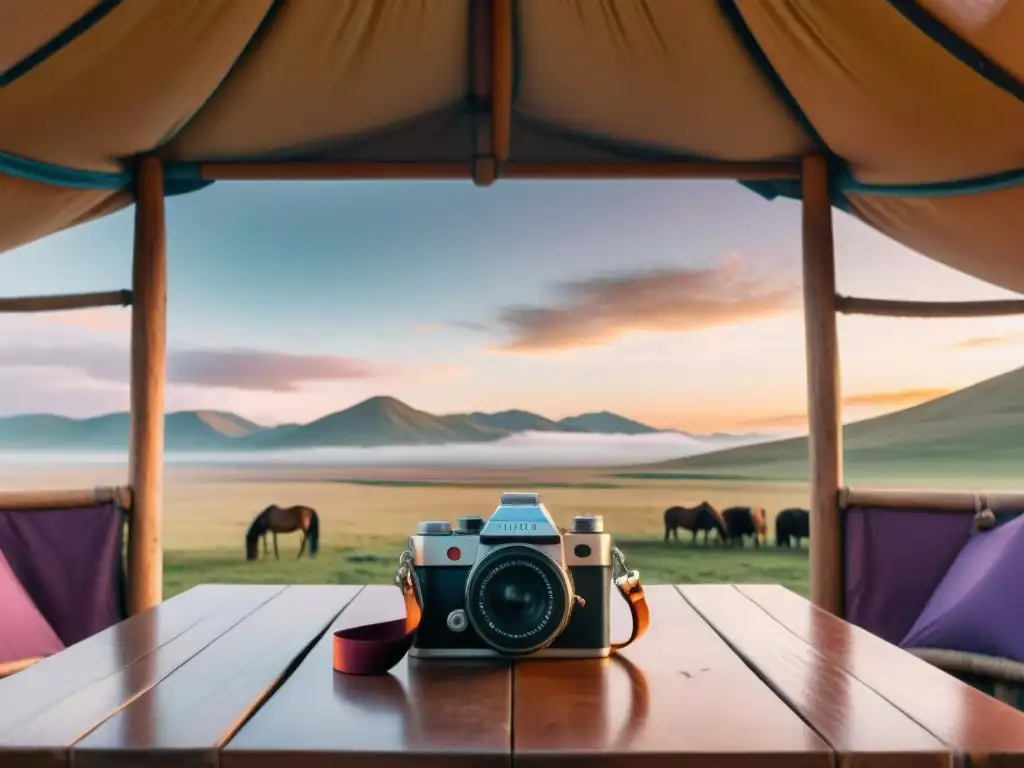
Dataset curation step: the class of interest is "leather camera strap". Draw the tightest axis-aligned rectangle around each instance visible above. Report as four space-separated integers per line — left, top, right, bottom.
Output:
333 574 649 675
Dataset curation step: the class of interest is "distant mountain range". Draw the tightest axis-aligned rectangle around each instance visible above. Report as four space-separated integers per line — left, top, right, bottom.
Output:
0 396 767 452
629 365 1024 482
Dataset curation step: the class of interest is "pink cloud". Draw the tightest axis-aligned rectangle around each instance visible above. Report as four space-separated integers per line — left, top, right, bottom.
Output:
488 253 799 353
0 345 393 392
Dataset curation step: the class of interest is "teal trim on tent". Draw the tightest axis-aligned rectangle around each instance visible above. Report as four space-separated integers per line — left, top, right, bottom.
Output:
0 152 212 197
841 167 1024 199
0 152 126 190
886 0 1024 105
714 0 849 210
0 1 123 87
162 163 214 197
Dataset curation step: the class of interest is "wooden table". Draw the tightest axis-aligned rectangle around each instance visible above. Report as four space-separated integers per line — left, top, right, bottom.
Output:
3 583 1024 768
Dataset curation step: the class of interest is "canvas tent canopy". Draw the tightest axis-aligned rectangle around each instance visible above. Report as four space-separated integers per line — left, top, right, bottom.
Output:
2 0 1024 621
2 0 1024 288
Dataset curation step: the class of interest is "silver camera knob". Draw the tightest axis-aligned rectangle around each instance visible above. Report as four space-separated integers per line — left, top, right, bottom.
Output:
446 609 468 633
572 515 604 533
417 520 452 535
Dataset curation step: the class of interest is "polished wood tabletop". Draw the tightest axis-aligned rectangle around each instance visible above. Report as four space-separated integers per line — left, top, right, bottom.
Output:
3 582 1024 768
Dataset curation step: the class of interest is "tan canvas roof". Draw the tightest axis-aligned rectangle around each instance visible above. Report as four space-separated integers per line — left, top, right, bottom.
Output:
2 0 1024 291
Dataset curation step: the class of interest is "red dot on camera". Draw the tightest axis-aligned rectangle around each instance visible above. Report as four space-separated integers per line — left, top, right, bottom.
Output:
446 547 461 561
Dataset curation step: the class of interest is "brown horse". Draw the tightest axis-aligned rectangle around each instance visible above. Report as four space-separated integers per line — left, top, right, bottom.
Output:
721 506 767 547
663 501 727 546
245 504 320 561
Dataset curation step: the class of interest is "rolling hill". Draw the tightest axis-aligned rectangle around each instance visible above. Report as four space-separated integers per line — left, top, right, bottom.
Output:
0 397 760 452
557 411 659 435
0 410 265 451
627 365 1024 482
250 396 508 448
464 409 568 433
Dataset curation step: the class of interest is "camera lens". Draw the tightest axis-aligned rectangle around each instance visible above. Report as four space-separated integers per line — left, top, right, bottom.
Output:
465 544 572 655
489 570 546 627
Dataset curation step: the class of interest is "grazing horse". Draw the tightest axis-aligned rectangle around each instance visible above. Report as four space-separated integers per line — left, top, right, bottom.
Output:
663 502 727 546
245 504 320 561
775 507 810 548
722 506 767 547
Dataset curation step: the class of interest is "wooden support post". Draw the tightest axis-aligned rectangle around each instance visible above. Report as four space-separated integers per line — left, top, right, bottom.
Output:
801 156 843 617
128 156 166 615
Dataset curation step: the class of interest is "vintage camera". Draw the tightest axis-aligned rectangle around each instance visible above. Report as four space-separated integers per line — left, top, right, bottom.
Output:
407 492 614 659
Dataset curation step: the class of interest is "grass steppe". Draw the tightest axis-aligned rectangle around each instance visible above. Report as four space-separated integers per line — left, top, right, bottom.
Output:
2 464 814 598
11 359 1024 601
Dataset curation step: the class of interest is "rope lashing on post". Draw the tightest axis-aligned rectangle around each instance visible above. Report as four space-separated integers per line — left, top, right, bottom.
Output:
973 492 997 532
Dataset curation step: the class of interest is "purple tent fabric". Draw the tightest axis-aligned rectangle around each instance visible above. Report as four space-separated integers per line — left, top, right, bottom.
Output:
0 545 65 665
843 506 973 644
901 514 1024 661
0 503 126 647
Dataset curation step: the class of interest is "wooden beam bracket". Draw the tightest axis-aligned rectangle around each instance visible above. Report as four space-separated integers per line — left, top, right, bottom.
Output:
472 155 498 187
0 289 131 313
837 294 1024 318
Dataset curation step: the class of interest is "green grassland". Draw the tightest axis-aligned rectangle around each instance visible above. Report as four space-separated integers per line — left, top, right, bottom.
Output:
165 536 810 599
137 467 816 598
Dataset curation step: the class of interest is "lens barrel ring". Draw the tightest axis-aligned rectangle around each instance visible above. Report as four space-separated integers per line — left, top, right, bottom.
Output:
464 543 573 655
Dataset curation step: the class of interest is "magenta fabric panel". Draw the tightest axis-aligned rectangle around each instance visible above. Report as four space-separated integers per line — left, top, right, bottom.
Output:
0 503 126 646
0 544 65 664
843 506 973 644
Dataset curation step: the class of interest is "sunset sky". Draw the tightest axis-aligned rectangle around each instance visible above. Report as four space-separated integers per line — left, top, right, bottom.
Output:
0 179 1021 434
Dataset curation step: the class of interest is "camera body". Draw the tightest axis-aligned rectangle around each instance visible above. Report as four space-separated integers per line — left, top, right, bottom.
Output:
408 492 613 659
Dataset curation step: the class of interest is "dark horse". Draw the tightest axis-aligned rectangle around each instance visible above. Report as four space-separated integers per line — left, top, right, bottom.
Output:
722 506 767 547
245 505 320 561
663 501 727 546
775 507 810 548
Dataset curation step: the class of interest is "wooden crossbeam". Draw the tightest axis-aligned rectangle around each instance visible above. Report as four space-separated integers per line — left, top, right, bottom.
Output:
0 486 132 511
0 290 131 313
197 159 801 182
836 294 1024 318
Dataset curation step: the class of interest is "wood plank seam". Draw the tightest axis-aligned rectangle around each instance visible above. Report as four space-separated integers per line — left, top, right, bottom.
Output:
733 585 1023 766
217 584 369 747
221 584 513 768
512 585 832 768
678 584 952 767
65 586 289 747
0 586 286 768
69 585 365 767
675 586 833 751
0 607 222 741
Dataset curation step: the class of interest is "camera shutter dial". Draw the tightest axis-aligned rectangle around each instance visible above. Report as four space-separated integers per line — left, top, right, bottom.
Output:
456 516 485 534
417 521 452 535
572 515 604 533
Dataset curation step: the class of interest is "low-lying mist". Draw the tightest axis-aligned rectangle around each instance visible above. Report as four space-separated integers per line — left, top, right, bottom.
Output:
0 430 773 469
